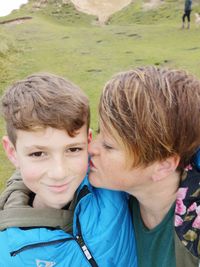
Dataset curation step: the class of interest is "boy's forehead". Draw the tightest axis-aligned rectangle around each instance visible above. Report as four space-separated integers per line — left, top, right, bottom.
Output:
16 124 88 135
15 126 88 146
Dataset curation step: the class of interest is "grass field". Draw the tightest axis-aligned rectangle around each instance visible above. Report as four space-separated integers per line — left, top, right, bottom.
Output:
0 0 200 188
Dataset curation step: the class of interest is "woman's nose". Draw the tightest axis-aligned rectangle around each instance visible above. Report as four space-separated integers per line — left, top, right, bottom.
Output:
88 139 99 156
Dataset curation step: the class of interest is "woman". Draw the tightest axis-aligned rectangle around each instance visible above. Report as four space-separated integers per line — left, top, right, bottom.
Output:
89 66 200 267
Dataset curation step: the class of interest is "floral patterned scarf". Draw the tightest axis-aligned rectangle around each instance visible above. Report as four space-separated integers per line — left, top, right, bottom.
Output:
175 162 200 258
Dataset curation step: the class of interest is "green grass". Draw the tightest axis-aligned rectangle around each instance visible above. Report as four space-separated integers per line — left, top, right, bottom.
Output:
0 0 200 189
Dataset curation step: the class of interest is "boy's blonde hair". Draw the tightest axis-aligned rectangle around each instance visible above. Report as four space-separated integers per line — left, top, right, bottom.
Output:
1 73 90 146
99 66 200 169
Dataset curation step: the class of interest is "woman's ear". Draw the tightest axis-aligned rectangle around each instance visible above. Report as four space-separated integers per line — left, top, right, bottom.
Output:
152 155 180 182
2 136 19 168
88 128 92 144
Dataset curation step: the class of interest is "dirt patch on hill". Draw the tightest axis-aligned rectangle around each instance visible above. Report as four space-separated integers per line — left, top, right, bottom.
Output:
70 0 132 24
143 0 163 11
70 0 163 23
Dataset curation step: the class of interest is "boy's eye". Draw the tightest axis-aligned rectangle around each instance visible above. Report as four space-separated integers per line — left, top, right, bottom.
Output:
29 151 45 157
66 147 82 153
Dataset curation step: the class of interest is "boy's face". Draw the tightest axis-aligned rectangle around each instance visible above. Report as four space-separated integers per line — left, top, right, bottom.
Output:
3 126 89 209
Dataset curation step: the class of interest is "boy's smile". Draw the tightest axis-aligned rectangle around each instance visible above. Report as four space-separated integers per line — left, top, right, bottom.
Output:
4 126 89 209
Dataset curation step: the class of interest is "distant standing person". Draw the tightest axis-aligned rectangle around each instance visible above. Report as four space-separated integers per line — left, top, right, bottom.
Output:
182 0 192 29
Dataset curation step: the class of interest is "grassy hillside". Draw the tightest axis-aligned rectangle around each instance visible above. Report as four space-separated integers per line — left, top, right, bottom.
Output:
110 0 200 25
0 0 200 188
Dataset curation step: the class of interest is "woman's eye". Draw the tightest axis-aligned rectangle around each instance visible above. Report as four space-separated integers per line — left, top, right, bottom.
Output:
102 142 113 150
29 151 45 157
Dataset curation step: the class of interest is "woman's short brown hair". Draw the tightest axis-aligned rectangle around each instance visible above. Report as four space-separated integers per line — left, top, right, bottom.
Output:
1 73 90 146
99 66 200 169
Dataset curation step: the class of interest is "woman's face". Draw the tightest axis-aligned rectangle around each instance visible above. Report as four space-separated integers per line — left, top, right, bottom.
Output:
88 127 154 192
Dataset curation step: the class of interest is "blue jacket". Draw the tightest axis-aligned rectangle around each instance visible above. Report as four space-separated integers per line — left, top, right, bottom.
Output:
185 0 192 11
0 176 137 267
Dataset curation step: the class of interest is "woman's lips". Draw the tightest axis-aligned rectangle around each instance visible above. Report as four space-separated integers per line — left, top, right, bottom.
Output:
90 159 96 170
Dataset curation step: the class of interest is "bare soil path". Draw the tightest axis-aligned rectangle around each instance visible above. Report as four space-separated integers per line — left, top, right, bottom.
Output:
70 0 133 23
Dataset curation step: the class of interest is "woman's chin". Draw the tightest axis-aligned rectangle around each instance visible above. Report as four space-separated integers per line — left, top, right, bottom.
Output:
88 173 100 187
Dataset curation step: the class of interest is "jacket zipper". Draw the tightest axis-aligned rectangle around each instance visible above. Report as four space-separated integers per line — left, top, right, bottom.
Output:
76 235 92 259
74 213 99 267
10 237 74 256
75 234 98 267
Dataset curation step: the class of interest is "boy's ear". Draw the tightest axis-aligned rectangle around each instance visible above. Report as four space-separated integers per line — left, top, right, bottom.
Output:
152 155 180 182
2 136 19 168
88 128 92 144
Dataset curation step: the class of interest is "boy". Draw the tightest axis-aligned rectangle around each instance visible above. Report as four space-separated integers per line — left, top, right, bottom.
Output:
0 73 137 266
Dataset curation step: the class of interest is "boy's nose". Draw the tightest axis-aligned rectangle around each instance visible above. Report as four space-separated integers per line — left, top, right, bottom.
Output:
48 159 67 180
